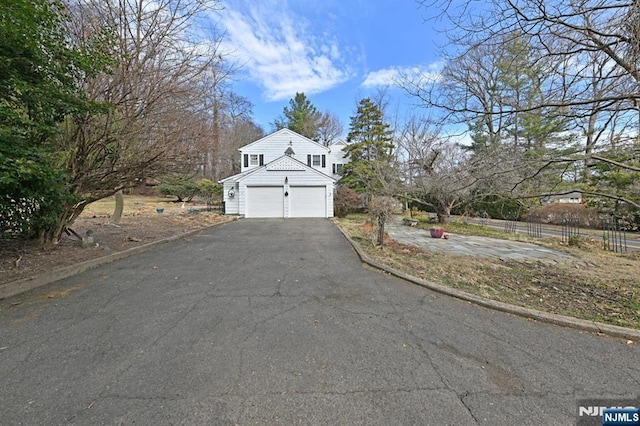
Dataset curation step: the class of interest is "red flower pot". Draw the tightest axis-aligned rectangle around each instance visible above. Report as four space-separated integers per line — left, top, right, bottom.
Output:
430 228 444 238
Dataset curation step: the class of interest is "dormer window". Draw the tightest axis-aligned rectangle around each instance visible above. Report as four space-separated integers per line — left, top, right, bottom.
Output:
250 154 260 166
312 155 321 166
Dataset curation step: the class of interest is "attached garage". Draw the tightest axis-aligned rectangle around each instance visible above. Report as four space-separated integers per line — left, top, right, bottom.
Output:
221 155 335 218
290 186 326 217
245 186 284 218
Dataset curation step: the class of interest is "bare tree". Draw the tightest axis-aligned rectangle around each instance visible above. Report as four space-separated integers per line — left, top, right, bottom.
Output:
316 111 343 146
44 0 227 241
217 116 265 179
368 196 401 246
396 117 475 222
410 0 640 212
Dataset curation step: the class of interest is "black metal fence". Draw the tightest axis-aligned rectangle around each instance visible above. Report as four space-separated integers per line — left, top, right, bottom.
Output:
527 213 542 238
503 212 519 234
561 213 580 244
602 216 628 252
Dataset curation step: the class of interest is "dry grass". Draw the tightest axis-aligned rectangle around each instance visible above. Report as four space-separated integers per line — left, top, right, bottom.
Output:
0 196 229 287
336 215 640 329
81 195 178 217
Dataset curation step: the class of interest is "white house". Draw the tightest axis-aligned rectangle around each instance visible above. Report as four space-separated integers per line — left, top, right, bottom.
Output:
541 191 583 205
328 139 348 176
219 129 348 218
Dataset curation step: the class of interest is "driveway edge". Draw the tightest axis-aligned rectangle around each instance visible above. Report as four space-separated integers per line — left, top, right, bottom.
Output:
335 223 640 342
0 217 237 301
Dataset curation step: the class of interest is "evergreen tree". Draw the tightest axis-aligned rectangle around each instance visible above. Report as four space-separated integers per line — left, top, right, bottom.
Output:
340 98 395 197
0 0 103 241
273 92 321 140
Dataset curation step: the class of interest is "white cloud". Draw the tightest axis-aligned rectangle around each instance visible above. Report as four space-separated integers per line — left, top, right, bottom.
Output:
362 62 443 88
219 3 352 101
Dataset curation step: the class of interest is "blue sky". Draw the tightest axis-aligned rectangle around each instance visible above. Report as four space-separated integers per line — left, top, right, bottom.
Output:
214 0 447 136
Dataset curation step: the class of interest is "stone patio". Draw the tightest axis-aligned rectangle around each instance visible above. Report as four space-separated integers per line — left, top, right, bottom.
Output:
386 217 575 264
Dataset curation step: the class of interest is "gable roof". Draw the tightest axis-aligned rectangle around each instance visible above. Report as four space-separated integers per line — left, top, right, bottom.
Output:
238 128 329 152
219 155 336 184
218 168 253 183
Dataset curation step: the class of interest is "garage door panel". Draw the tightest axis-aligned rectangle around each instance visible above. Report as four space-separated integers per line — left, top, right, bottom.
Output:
290 186 326 218
246 186 283 218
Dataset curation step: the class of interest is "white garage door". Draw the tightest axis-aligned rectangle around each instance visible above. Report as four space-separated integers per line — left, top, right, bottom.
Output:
290 186 326 218
246 186 284 218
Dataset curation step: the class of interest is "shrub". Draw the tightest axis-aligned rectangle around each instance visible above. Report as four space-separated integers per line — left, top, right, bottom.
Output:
465 194 523 220
334 186 362 218
156 174 199 202
568 235 581 246
196 179 222 198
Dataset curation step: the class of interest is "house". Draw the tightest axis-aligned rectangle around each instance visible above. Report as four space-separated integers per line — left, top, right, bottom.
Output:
219 129 348 218
541 191 583 205
328 139 347 176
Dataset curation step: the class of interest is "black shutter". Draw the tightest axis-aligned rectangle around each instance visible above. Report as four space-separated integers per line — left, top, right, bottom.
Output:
243 154 248 168
332 164 336 174
307 155 311 166
259 154 264 166
322 155 326 168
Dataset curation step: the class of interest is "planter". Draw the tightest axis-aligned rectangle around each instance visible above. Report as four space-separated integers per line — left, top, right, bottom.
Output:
429 228 444 238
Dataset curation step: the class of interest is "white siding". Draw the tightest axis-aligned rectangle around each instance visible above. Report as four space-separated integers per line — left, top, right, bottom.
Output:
222 134 337 218
222 181 239 214
240 129 331 175
237 168 334 218
328 140 348 179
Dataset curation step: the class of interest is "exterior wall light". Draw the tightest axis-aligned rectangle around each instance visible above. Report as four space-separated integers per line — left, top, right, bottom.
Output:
228 188 235 198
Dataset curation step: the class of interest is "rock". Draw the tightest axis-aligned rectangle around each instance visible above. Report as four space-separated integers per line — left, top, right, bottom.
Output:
82 230 97 248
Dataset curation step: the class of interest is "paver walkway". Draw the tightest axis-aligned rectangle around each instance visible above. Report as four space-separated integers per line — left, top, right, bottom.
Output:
386 217 574 264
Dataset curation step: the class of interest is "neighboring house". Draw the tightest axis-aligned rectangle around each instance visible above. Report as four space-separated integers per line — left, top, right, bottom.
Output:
219 129 348 218
328 139 348 177
541 191 583 205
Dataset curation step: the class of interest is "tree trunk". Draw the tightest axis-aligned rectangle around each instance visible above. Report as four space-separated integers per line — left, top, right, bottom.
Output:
436 201 453 223
111 190 124 224
376 214 385 246
38 201 91 245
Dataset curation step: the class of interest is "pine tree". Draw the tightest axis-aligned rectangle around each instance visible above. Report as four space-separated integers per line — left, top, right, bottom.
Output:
273 92 321 140
340 98 395 197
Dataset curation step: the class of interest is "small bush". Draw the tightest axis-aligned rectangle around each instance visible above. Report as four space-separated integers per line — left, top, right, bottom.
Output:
156 174 199 202
196 179 222 198
568 235 581 246
334 186 362 218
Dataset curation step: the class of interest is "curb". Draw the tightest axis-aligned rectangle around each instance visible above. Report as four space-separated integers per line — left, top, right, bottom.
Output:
334 223 640 342
0 217 237 301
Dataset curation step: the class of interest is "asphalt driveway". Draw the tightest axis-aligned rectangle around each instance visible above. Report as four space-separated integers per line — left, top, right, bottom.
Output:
0 219 638 425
